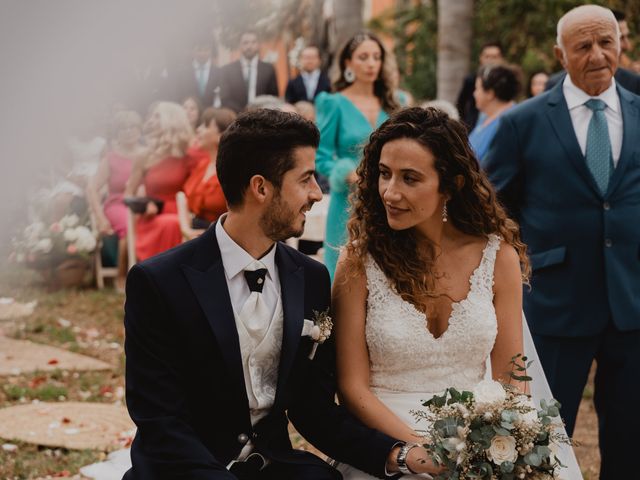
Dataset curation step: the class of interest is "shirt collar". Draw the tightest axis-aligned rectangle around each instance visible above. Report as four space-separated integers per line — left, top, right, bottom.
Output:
241 56 259 68
215 214 277 282
563 74 619 113
301 69 320 79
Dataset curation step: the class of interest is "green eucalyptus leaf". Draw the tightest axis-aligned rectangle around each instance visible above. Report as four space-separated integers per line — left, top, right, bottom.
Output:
525 452 542 466
500 461 515 473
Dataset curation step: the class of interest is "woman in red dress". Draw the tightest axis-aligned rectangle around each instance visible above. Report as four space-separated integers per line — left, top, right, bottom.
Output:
182 108 236 238
125 102 195 261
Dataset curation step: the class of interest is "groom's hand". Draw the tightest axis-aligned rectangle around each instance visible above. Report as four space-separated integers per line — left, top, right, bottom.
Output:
386 445 444 476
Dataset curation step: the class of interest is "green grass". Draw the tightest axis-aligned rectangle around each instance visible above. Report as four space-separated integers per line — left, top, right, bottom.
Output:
0 441 104 479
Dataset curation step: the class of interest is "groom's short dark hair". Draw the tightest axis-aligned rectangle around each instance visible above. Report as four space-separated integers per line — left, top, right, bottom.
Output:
217 109 319 207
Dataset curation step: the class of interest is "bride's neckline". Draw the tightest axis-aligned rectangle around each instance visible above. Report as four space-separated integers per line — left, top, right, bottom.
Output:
398 235 496 341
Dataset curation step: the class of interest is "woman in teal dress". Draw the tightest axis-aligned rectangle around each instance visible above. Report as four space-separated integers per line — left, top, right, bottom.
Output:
315 32 399 279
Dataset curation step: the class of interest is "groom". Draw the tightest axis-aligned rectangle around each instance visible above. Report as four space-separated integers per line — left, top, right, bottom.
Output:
123 109 435 479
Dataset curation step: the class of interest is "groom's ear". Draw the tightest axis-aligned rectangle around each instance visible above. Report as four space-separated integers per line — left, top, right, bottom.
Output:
247 175 272 204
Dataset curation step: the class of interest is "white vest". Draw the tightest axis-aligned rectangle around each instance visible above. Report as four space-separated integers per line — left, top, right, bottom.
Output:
234 295 283 425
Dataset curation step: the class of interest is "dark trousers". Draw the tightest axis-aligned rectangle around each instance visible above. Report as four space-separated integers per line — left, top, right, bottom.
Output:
533 326 640 479
231 462 341 480
229 453 342 480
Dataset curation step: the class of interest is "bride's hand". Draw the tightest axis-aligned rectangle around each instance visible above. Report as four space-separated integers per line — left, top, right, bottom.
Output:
406 446 446 476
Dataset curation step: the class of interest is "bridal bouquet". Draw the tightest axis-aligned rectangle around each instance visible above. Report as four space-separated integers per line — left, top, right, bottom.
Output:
414 355 570 480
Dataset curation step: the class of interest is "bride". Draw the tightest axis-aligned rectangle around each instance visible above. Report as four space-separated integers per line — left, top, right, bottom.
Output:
332 107 581 479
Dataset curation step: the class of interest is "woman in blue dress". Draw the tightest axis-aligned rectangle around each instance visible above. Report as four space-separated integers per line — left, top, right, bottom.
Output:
468 64 521 165
315 31 400 279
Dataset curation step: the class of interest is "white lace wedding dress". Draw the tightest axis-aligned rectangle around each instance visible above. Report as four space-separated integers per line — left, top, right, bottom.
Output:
338 235 582 480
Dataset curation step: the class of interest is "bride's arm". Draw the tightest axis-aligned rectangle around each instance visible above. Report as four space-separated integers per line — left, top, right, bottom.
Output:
333 251 422 443
491 242 527 392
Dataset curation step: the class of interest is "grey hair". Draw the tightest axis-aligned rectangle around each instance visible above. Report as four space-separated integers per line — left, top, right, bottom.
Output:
556 5 620 55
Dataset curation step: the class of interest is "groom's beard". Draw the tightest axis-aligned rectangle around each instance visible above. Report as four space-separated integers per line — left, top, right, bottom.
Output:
260 192 308 242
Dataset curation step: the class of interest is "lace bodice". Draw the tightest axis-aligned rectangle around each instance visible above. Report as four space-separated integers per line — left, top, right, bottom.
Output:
365 235 500 394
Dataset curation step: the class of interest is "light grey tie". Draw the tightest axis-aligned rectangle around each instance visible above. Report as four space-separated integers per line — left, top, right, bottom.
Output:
237 261 270 340
584 99 613 194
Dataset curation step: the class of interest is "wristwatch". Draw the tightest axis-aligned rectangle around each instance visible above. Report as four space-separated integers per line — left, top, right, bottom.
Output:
396 442 420 475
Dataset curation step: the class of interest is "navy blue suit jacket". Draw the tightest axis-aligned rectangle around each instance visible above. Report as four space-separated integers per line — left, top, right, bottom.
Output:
284 71 331 104
123 225 397 479
484 82 640 337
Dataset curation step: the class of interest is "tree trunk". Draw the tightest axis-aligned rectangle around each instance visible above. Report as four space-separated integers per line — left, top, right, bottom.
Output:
333 0 364 49
436 0 473 103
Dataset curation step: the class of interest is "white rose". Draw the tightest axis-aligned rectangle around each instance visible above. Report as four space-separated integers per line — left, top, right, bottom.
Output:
34 238 53 253
74 227 96 252
64 228 78 242
60 214 79 228
486 435 518 465
473 379 506 409
25 222 45 241
514 395 539 426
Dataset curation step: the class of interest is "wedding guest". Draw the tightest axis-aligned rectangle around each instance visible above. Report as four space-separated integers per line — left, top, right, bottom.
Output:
182 107 236 237
285 45 331 104
527 70 549 97
456 41 504 130
469 64 521 163
315 31 399 279
87 110 143 290
173 34 220 108
182 95 202 132
124 101 194 261
484 6 640 478
333 106 529 479
219 30 278 113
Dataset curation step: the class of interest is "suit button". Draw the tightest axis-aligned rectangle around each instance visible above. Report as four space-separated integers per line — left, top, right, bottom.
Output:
237 433 249 445
603 202 611 210
605 239 613 247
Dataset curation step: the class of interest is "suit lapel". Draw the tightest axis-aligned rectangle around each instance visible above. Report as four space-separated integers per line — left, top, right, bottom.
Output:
274 243 304 407
545 84 602 197
180 226 249 411
606 86 640 197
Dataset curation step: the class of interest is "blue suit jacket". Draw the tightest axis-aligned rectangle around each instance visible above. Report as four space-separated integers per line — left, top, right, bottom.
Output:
123 225 397 479
484 82 640 337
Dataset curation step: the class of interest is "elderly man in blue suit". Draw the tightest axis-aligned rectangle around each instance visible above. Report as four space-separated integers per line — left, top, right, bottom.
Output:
484 5 640 479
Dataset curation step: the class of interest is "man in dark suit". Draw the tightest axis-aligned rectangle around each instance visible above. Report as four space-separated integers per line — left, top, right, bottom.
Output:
220 31 279 113
173 35 221 108
484 6 640 479
123 109 439 479
285 46 331 104
455 41 504 130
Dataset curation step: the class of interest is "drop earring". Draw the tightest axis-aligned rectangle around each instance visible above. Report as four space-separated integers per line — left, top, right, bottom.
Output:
344 67 355 83
442 202 448 223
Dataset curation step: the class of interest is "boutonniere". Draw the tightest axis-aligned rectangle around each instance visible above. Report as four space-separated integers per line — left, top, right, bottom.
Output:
301 308 333 360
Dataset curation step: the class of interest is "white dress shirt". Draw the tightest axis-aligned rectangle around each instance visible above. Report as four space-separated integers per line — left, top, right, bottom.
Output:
240 56 259 105
562 75 623 166
301 69 321 100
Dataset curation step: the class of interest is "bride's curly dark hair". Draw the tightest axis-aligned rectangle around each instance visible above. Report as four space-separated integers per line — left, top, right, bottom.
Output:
344 107 530 308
